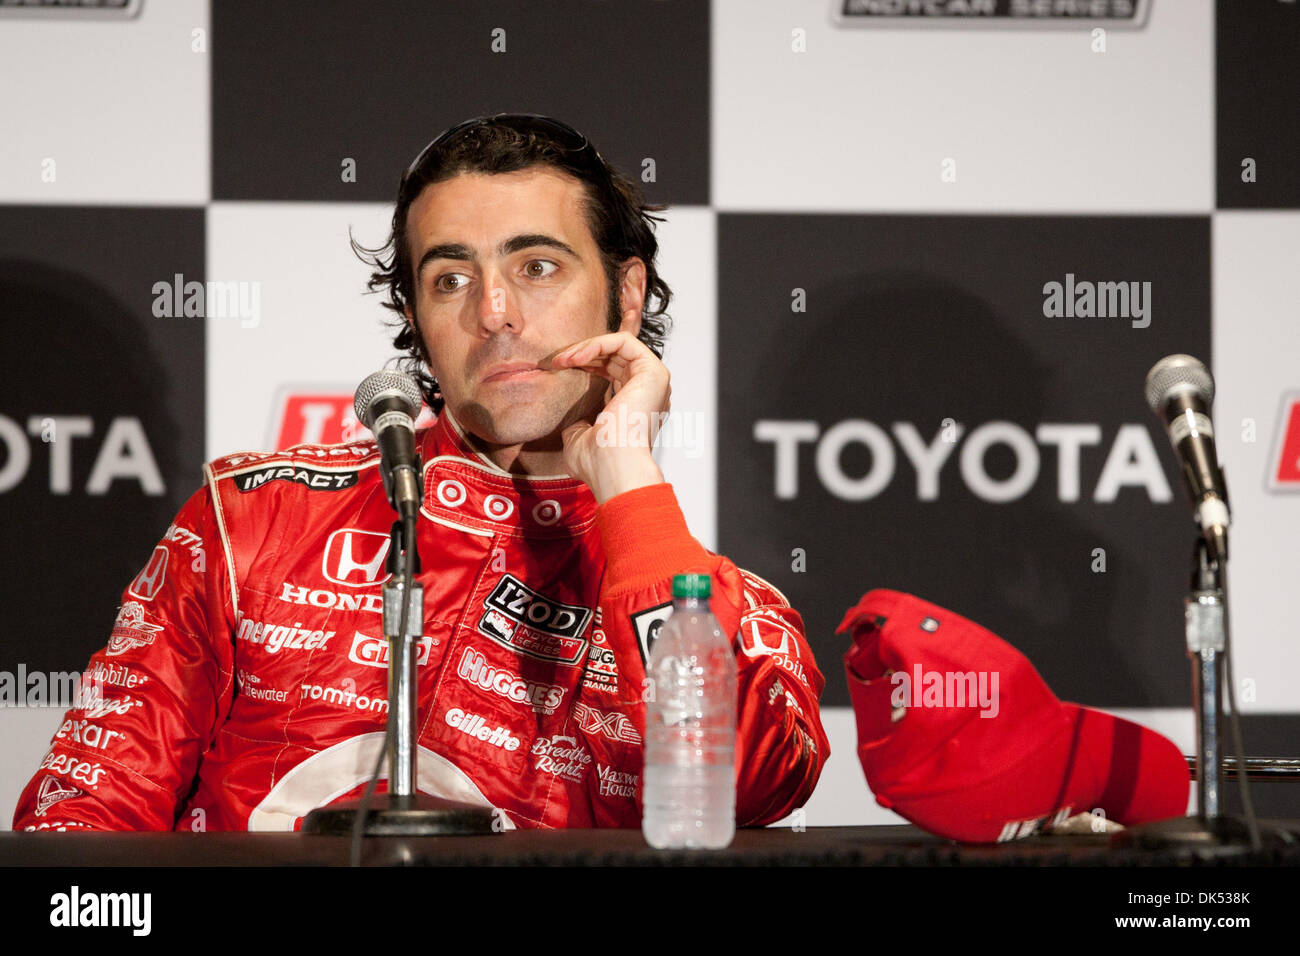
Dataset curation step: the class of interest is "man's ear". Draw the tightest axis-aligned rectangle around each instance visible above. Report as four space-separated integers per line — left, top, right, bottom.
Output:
617 258 647 337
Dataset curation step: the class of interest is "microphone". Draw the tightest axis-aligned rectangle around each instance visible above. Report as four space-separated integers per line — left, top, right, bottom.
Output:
1144 354 1230 562
354 371 424 521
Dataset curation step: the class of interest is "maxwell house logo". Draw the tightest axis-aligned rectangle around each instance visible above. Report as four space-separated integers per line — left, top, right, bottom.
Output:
1269 392 1300 492
476 575 591 665
322 529 391 587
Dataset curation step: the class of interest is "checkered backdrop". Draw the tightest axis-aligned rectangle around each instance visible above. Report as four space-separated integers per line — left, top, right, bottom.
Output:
2 0 1298 829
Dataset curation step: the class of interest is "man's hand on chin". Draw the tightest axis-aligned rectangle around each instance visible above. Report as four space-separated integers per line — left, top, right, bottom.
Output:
544 331 669 505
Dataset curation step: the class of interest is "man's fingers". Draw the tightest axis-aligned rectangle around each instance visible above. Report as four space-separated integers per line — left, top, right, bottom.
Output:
547 332 647 369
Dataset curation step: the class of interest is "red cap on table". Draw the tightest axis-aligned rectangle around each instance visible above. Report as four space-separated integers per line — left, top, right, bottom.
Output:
839 589 1190 843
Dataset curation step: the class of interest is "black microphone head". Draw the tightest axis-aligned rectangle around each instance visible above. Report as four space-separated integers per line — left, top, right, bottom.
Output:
354 370 422 428
1144 354 1215 413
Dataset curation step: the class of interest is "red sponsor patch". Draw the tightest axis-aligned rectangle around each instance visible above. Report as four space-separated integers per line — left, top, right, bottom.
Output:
273 389 433 449
1269 393 1300 490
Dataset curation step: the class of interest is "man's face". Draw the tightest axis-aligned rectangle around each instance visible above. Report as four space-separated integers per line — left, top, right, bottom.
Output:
403 166 643 448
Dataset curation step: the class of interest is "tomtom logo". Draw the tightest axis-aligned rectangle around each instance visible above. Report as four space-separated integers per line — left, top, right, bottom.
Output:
754 420 1173 503
322 529 391 587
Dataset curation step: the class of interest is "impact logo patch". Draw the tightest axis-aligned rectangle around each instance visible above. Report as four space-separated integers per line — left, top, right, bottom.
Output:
235 465 359 493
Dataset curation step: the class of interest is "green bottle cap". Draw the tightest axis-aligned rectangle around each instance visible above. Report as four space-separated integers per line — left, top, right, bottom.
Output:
672 573 711 598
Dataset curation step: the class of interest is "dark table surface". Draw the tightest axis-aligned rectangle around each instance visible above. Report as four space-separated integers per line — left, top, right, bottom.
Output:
4 823 1299 866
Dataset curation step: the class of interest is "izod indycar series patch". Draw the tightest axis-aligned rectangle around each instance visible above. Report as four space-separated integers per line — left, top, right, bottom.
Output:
476 574 591 665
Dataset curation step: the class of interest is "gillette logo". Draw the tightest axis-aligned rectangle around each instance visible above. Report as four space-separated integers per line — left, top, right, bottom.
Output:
443 707 521 752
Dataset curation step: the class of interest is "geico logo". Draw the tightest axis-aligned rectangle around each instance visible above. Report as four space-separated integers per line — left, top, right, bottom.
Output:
0 415 164 495
443 707 521 751
237 618 333 653
279 583 383 614
55 719 123 750
38 751 108 788
348 632 434 669
298 683 388 713
485 575 591 638
456 648 564 714
753 420 1174 503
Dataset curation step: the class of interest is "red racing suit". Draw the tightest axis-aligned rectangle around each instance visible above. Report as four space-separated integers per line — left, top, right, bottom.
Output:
13 411 828 831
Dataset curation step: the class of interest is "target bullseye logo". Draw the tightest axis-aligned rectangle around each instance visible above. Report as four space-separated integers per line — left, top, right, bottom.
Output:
532 500 561 525
483 494 514 520
436 479 467 508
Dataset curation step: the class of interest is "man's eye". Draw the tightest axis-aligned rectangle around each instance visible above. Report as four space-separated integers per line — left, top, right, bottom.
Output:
435 273 470 293
524 260 558 279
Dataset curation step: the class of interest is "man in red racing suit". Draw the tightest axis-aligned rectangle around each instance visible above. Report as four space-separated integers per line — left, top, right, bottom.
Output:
13 410 827 831
13 113 829 831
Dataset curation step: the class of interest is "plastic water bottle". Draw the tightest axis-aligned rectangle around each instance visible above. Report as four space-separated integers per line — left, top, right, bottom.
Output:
642 573 737 849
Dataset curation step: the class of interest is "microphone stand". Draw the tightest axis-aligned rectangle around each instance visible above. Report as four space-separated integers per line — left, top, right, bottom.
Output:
1111 528 1295 854
303 514 497 839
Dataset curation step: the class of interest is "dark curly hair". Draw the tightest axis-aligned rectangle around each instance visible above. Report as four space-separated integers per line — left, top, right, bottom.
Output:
351 114 673 414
